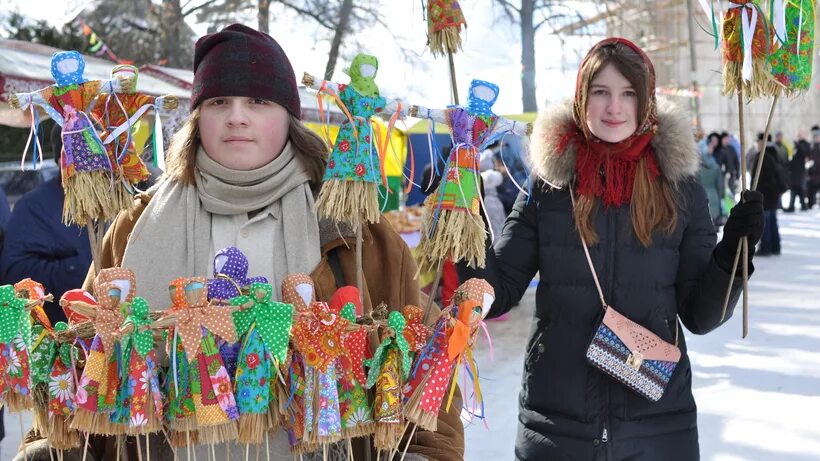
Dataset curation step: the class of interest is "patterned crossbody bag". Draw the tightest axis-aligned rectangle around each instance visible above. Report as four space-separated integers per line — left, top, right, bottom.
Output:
570 189 682 402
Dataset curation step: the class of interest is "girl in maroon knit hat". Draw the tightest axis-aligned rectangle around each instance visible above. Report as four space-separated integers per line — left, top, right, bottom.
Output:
45 23 464 461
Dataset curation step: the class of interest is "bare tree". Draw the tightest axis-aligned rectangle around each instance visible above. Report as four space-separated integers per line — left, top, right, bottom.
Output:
494 0 601 112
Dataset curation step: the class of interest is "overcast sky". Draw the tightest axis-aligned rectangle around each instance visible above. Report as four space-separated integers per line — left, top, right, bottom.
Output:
0 0 602 114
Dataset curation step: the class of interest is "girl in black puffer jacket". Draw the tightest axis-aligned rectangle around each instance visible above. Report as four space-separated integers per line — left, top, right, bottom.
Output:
460 38 764 461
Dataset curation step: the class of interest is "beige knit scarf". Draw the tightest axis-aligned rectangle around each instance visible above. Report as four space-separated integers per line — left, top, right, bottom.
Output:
122 142 321 310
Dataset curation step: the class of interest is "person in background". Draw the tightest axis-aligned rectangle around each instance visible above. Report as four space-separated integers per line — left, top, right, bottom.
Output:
698 139 725 228
786 131 810 212
721 131 740 194
773 131 791 165
808 131 820 208
756 146 788 256
0 124 92 323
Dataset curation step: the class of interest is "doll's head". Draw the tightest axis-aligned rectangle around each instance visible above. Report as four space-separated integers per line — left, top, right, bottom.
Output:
51 51 86 86
345 53 380 97
466 79 500 116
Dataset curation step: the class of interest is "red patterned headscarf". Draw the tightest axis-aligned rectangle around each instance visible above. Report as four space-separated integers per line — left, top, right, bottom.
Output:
571 38 661 207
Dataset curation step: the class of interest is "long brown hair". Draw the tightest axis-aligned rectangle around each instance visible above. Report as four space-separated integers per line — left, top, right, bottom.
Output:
572 39 678 247
164 109 328 192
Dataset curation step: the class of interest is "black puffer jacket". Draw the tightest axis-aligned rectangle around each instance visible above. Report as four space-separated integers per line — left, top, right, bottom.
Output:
460 99 746 461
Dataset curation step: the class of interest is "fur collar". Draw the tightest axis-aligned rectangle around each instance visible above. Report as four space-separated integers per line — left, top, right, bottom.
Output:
529 97 699 187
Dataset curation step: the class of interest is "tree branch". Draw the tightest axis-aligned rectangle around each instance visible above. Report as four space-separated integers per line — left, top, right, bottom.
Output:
182 0 224 18
493 0 520 22
273 0 334 29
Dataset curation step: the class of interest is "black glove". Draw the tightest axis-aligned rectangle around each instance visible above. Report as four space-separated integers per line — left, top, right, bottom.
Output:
714 190 764 271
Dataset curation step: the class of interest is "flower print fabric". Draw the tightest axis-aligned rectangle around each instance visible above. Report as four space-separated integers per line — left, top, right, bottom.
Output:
322 85 386 185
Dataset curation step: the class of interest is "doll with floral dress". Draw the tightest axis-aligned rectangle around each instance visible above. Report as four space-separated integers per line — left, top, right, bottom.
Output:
302 53 407 227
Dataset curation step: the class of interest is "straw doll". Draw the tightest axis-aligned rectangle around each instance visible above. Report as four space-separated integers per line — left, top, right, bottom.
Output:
155 276 239 445
410 80 531 272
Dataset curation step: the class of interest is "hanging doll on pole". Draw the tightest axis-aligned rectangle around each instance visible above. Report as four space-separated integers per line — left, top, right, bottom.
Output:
289 278 347 454
767 0 815 97
329 286 376 441
364 308 411 451
229 281 293 445
46 322 82 451
8 51 136 227
14 278 54 434
91 64 179 184
207 246 269 378
0 284 35 412
154 277 240 446
302 53 408 228
411 80 531 274
399 278 494 459
280 273 318 455
66 268 132 436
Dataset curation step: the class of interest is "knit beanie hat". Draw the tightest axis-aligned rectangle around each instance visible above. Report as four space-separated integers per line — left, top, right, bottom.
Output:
190 23 301 117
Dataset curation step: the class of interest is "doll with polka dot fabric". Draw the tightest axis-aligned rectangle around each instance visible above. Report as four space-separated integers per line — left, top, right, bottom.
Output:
111 295 163 435
403 278 494 431
289 277 348 448
280 273 316 453
154 277 240 445
364 307 411 450
0 284 35 412
228 282 293 445
329 286 376 439
8 51 135 225
207 246 269 378
14 279 56 439
67 268 133 435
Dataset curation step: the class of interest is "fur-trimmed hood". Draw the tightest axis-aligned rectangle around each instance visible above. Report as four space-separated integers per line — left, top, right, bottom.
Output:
529 97 699 187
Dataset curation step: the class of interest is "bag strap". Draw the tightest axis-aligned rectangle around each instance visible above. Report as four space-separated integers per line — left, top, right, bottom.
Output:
569 188 679 347
569 189 608 311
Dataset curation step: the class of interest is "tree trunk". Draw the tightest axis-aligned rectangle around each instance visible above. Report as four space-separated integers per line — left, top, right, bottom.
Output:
323 0 354 81
520 0 538 112
161 0 185 68
258 0 271 33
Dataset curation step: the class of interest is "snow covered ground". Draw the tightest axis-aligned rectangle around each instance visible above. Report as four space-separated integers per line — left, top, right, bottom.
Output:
464 208 820 460
1 209 818 460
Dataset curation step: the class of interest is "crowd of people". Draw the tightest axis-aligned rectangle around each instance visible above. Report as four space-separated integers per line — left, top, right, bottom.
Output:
697 126 820 256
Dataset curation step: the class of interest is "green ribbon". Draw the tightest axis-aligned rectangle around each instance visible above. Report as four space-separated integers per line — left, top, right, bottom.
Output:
122 297 154 358
231 282 293 365
54 322 76 366
364 310 411 388
0 285 28 344
340 303 356 322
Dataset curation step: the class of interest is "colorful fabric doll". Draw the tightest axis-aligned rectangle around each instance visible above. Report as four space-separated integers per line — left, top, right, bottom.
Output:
364 308 411 450
0 284 35 412
207 246 269 378
229 282 293 444
68 267 133 435
15 279 56 438
47 322 81 449
411 80 531 273
401 304 432 360
92 64 179 184
280 273 318 454
156 277 239 445
290 283 347 447
112 296 163 434
426 0 467 56
403 278 494 431
8 51 134 225
720 1 776 98
768 0 815 96
302 53 406 227
329 286 375 439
